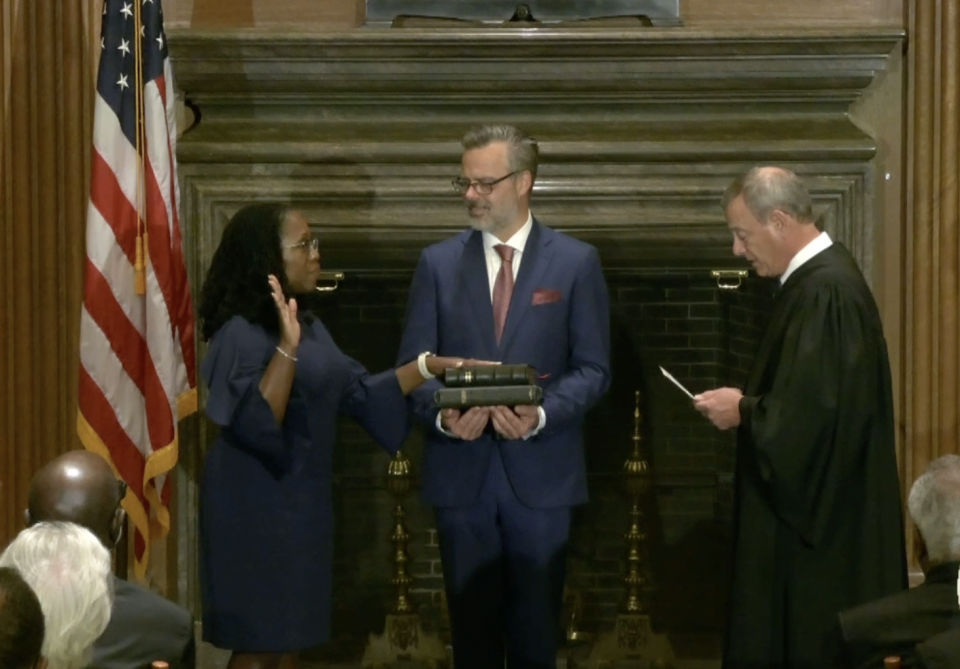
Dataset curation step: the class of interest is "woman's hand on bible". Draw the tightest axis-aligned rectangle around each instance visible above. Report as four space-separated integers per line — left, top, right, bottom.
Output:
424 356 500 377
267 274 300 354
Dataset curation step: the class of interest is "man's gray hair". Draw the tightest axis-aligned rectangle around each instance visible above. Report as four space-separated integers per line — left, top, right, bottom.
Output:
907 454 960 563
0 522 113 669
721 166 815 224
462 124 540 181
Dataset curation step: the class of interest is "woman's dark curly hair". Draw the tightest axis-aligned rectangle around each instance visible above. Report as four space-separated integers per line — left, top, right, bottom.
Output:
198 202 304 341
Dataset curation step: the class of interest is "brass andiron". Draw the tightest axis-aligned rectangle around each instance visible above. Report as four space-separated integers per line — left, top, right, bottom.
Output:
622 391 648 616
575 391 677 669
386 452 414 616
361 450 448 668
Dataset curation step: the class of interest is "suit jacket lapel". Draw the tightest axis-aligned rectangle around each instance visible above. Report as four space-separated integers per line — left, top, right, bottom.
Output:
498 220 552 355
460 231 498 357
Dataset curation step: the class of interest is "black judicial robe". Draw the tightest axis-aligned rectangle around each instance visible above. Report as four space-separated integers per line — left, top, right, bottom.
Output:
723 242 907 669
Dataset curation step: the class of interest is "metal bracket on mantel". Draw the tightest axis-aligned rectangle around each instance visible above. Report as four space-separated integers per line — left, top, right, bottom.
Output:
365 0 682 27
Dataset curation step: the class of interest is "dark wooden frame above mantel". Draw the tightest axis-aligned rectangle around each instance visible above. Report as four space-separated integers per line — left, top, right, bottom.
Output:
168 27 904 280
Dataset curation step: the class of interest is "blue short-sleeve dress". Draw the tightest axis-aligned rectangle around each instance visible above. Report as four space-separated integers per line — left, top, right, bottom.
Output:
198 314 409 652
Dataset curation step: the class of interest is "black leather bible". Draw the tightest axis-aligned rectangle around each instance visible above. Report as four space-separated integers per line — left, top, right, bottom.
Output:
434 385 543 409
442 364 536 387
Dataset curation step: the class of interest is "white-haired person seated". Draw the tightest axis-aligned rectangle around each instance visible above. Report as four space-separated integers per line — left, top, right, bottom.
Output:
0 522 113 669
826 454 960 668
0 565 46 669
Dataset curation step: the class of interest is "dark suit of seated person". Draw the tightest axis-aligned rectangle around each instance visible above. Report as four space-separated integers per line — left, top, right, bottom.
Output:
916 627 960 669
90 575 195 669
26 450 195 669
827 454 960 669
0 565 45 669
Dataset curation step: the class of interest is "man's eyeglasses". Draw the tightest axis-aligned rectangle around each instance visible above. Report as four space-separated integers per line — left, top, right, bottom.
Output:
451 171 519 195
282 237 319 254
117 479 128 503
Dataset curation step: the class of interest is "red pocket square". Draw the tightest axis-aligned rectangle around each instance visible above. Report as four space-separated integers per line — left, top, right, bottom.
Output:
532 289 562 306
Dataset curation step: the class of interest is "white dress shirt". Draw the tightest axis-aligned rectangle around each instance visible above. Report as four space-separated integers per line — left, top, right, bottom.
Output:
780 231 833 285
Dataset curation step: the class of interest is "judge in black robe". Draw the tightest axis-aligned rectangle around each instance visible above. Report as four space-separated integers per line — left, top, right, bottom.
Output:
694 166 907 669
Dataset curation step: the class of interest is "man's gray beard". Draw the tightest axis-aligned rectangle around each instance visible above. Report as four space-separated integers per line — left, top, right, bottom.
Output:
467 210 512 234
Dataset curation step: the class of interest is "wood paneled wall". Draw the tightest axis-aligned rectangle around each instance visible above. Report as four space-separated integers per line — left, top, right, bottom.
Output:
0 0 100 548
904 0 960 511
163 0 902 28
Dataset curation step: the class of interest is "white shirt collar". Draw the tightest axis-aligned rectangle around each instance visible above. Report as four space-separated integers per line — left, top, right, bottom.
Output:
483 211 533 255
780 231 833 285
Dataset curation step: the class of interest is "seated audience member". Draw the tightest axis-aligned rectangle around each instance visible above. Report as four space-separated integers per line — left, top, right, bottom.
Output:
917 627 960 669
0 522 113 669
828 454 960 668
26 450 196 669
0 565 46 669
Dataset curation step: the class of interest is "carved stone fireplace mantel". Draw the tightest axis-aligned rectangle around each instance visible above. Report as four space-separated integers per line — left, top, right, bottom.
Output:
169 27 903 278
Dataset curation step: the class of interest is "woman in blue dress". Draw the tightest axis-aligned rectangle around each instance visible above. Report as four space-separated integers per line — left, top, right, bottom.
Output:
197 203 471 669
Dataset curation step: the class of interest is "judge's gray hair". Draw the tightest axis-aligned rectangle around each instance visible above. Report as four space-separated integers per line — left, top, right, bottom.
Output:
908 454 960 563
0 522 113 669
721 166 815 224
462 124 539 182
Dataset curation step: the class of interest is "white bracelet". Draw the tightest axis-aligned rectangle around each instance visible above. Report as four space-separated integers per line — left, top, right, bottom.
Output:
417 351 435 379
275 346 298 363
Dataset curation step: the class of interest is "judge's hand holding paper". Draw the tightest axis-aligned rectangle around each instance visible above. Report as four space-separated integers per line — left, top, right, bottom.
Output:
693 387 744 430
659 365 743 430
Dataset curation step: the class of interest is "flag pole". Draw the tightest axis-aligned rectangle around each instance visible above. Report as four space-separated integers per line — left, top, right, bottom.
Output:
133 0 146 296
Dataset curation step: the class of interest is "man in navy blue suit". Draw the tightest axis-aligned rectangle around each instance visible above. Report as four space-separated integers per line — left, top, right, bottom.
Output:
397 124 611 669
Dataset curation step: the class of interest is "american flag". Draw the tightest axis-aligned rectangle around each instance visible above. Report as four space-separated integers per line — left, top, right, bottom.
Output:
78 0 196 579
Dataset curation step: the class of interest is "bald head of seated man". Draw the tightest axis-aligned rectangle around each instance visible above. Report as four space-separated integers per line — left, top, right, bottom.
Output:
27 450 196 669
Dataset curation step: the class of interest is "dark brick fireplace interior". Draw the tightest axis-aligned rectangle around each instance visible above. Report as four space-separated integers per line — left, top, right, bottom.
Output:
305 264 777 659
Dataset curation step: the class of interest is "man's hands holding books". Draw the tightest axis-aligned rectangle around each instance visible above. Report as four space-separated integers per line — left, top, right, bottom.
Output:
440 406 491 441
440 405 539 441
490 405 539 440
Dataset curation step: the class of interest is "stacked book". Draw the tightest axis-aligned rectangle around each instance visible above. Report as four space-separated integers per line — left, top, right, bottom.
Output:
434 364 544 409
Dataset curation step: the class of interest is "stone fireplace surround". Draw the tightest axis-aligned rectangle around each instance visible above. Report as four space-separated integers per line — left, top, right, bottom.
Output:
168 26 903 661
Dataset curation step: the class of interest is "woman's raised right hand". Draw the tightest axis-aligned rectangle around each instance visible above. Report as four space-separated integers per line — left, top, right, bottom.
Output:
267 274 300 353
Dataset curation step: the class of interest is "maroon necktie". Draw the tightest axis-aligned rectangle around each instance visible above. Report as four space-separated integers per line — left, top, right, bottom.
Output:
492 244 515 343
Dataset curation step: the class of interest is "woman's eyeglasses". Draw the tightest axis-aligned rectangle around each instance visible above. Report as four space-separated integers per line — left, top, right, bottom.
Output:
282 237 320 254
